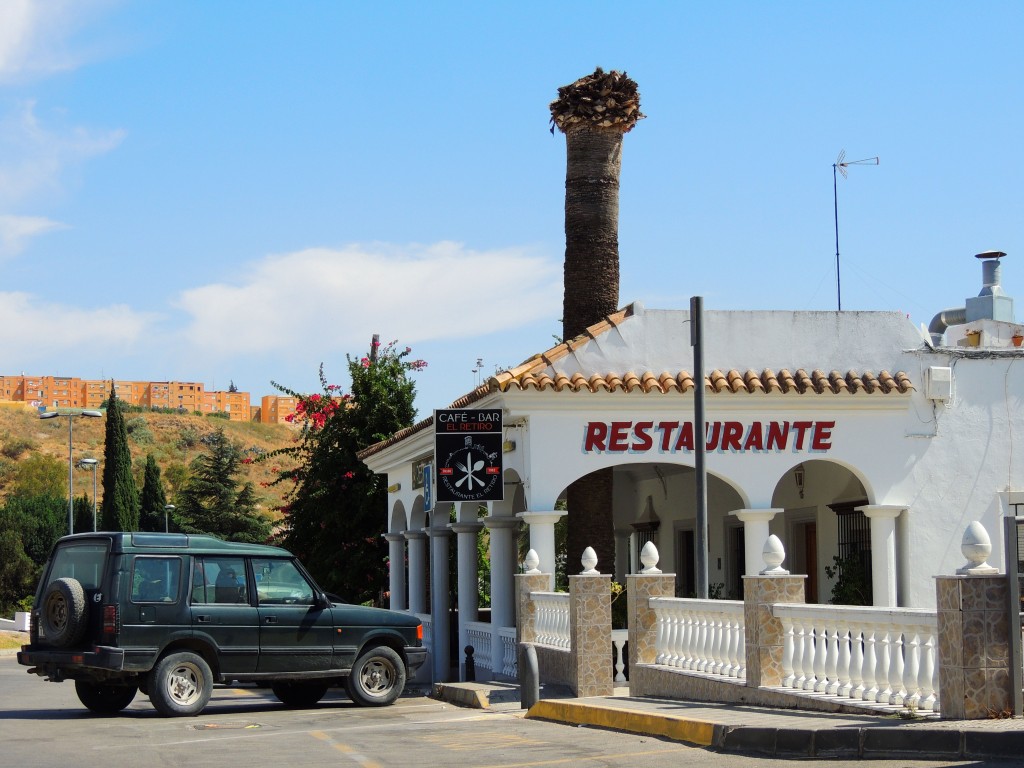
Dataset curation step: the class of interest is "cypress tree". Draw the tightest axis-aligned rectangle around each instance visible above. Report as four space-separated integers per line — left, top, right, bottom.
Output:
139 453 168 532
100 383 140 531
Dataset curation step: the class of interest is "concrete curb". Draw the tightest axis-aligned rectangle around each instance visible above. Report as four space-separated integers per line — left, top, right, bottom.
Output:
527 700 717 747
432 682 490 709
526 699 1024 760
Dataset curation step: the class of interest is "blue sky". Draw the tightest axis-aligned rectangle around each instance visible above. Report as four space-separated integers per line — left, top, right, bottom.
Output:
1 1 1021 414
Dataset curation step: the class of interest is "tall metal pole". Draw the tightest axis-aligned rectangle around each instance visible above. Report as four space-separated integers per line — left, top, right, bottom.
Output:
92 465 98 532
67 416 74 535
832 151 879 312
690 296 709 599
833 164 841 311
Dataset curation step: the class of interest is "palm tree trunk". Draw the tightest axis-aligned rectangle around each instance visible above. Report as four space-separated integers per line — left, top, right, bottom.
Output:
562 127 622 341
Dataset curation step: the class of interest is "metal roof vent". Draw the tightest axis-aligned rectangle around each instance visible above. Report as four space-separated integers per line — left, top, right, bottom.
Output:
966 250 1013 322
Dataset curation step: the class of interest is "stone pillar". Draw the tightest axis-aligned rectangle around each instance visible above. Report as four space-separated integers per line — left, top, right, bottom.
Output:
626 572 675 670
383 533 407 611
517 510 566 587
569 572 614 697
427 525 452 682
734 508 782 576
405 530 428 614
936 575 1012 719
743 536 806 688
516 571 551 644
860 505 904 607
936 523 1010 719
450 521 483 680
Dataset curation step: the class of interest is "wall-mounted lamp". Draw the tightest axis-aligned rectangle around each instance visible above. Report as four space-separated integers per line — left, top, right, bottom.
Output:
387 483 402 493
794 464 805 499
502 440 516 453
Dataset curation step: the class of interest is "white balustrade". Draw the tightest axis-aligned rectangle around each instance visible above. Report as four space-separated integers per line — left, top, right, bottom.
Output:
464 621 492 675
531 591 571 650
498 626 518 678
772 604 939 713
649 597 745 680
611 629 628 682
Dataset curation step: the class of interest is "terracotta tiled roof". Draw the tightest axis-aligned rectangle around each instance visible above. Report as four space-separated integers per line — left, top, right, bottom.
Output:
497 367 913 395
357 305 915 459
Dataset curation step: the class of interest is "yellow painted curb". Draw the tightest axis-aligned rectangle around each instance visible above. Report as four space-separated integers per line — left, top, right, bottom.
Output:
526 700 716 747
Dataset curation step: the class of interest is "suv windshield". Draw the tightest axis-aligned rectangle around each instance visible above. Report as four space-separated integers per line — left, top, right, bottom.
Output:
49 542 109 590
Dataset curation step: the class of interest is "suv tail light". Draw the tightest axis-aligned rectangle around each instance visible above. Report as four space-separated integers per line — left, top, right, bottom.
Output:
101 604 119 645
416 624 423 641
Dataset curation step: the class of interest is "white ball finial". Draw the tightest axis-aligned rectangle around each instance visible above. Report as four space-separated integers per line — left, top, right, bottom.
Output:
580 546 599 575
760 534 789 575
957 521 998 575
639 541 662 574
523 549 541 574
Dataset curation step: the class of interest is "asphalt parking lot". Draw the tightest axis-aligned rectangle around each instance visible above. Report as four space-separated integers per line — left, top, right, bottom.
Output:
1 657 1015 768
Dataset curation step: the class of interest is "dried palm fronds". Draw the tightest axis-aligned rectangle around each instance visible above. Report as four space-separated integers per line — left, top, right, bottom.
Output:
549 67 645 134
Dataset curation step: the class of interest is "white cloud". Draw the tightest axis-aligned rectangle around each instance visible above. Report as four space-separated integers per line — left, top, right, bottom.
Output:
0 100 125 206
0 0 112 82
0 291 156 360
176 241 561 361
0 213 65 257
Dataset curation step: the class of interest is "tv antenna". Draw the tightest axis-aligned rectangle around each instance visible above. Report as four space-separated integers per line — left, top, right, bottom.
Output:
832 150 879 310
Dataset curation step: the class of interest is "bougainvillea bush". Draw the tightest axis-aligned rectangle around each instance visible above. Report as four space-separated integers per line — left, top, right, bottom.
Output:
260 340 424 606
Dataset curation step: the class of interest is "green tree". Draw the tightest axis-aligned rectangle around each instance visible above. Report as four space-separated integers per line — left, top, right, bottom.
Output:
139 453 168 532
175 428 270 542
101 384 140 531
1 493 66 564
10 453 66 499
550 67 643 574
0 526 36 617
263 340 422 605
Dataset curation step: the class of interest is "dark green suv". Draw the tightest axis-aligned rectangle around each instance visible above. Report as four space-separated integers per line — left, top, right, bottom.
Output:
17 532 425 717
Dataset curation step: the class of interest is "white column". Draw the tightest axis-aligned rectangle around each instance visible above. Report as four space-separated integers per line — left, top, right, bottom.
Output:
860 505 905 607
733 508 782 576
450 521 483 680
427 525 452 682
383 533 407 611
517 510 566 589
485 516 519 677
405 530 428 614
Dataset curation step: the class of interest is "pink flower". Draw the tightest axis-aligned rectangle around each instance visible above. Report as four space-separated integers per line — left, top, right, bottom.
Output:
361 357 370 368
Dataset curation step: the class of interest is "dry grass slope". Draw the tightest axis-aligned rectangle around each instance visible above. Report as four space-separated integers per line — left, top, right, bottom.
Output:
0 403 298 519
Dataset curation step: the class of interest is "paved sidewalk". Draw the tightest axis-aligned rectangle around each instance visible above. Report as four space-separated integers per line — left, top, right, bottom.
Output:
432 680 1024 761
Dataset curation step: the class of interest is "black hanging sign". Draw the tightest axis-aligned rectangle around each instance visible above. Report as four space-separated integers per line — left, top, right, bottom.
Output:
434 409 504 502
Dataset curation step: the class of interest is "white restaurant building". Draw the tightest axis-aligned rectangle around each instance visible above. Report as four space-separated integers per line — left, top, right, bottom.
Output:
360 252 1024 682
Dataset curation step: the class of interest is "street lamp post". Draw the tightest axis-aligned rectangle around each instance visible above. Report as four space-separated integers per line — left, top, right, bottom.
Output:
164 504 175 534
40 409 103 535
77 458 99 532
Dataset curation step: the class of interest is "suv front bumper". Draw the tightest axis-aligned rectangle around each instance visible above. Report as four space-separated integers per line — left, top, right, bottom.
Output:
405 646 427 673
18 646 126 676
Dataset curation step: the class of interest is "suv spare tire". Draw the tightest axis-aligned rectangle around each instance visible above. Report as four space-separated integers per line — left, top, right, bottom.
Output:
40 577 88 648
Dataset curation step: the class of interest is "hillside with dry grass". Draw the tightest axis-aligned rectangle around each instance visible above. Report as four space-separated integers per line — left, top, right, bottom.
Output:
0 403 298 520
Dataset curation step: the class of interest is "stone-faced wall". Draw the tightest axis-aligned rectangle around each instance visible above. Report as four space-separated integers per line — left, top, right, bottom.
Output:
744 575 805 687
936 575 1012 719
569 574 613 697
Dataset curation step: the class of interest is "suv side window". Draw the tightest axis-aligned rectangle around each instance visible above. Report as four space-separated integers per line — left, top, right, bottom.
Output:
131 556 182 603
192 557 249 604
253 558 315 605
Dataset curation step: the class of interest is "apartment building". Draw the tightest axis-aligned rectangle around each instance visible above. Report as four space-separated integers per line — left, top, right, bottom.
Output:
0 375 251 422
260 394 297 424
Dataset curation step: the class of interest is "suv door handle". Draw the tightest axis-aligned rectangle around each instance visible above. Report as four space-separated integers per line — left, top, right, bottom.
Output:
264 616 278 624
196 615 212 623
